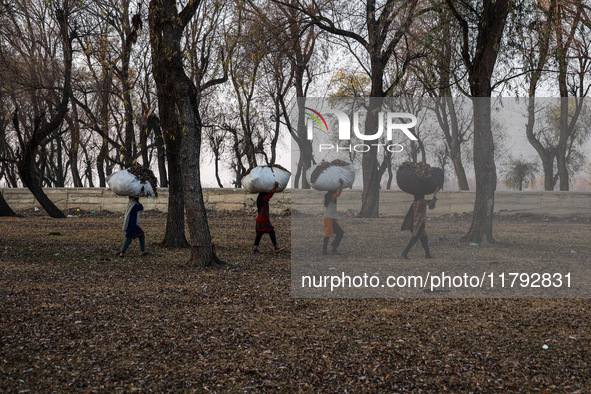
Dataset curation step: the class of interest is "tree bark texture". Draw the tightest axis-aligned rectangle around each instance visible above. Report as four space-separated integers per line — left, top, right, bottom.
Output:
447 0 509 243
149 0 219 264
0 192 16 217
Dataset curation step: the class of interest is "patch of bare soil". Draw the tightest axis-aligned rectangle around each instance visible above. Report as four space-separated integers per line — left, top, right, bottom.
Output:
1 212 591 391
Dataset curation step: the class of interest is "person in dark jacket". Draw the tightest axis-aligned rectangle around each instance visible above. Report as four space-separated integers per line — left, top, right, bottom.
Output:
254 182 284 253
401 187 438 259
120 196 151 257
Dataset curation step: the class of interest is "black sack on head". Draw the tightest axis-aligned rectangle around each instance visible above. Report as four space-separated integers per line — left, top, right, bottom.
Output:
396 162 444 195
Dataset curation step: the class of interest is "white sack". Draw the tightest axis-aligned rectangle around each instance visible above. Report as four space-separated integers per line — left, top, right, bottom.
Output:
242 166 291 193
306 162 356 191
106 169 156 198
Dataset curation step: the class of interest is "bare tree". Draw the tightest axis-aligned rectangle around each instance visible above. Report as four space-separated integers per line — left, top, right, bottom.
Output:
521 0 558 190
100 0 144 167
445 0 510 244
257 0 318 188
149 0 227 265
1 0 77 218
291 0 427 217
415 7 471 190
554 0 589 190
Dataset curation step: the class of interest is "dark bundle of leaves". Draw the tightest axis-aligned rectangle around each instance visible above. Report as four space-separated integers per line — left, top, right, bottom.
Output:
311 159 350 183
399 161 432 179
127 164 158 197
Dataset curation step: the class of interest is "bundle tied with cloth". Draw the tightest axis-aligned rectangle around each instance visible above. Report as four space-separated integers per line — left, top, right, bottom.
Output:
396 161 443 196
397 161 443 235
306 159 356 191
106 164 159 198
241 164 291 193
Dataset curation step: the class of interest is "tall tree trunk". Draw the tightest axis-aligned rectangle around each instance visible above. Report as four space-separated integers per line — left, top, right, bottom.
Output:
294 160 302 189
119 6 139 168
230 128 246 187
0 191 16 217
554 1 581 191
161 142 189 248
556 97 570 191
464 98 496 243
524 0 555 191
557 24 570 191
386 163 394 190
173 69 221 266
359 91 386 218
436 13 470 191
97 140 107 187
97 66 112 188
149 0 221 266
295 91 312 189
140 121 150 168
150 115 168 188
19 165 65 217
526 97 556 191
446 0 509 243
122 82 136 167
67 108 83 187
83 147 94 187
436 97 470 190
214 152 223 188
154 80 188 249
149 0 191 249
451 154 469 190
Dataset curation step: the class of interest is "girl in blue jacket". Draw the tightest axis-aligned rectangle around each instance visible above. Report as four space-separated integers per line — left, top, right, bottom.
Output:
120 197 151 257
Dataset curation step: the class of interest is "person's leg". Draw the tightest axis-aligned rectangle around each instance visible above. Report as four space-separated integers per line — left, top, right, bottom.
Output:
331 221 344 252
269 230 277 246
420 234 432 258
254 231 264 252
269 230 284 252
323 237 330 254
120 236 133 256
323 217 332 254
138 234 151 255
401 236 419 259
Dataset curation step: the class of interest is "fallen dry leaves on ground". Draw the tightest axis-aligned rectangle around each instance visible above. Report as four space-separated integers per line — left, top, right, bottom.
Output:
1 210 591 391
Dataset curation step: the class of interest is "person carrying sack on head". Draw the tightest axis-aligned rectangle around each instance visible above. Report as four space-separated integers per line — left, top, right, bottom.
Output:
120 196 151 257
401 187 439 259
323 179 345 255
254 181 285 253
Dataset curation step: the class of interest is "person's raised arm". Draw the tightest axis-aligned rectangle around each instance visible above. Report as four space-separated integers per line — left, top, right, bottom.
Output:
265 182 279 201
333 179 344 201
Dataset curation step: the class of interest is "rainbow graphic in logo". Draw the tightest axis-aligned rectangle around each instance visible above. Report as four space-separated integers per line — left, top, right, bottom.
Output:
304 107 328 132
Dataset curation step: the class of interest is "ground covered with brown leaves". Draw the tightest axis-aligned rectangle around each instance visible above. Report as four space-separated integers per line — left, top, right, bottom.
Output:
1 210 591 392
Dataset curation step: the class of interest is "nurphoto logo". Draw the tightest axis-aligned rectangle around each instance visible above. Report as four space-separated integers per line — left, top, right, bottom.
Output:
305 108 418 153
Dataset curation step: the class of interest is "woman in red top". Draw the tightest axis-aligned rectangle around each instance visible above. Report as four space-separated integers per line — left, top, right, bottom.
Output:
254 182 284 253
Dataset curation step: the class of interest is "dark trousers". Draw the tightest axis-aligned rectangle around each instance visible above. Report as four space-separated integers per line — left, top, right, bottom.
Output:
121 234 146 253
324 221 344 251
402 234 431 257
255 230 277 246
